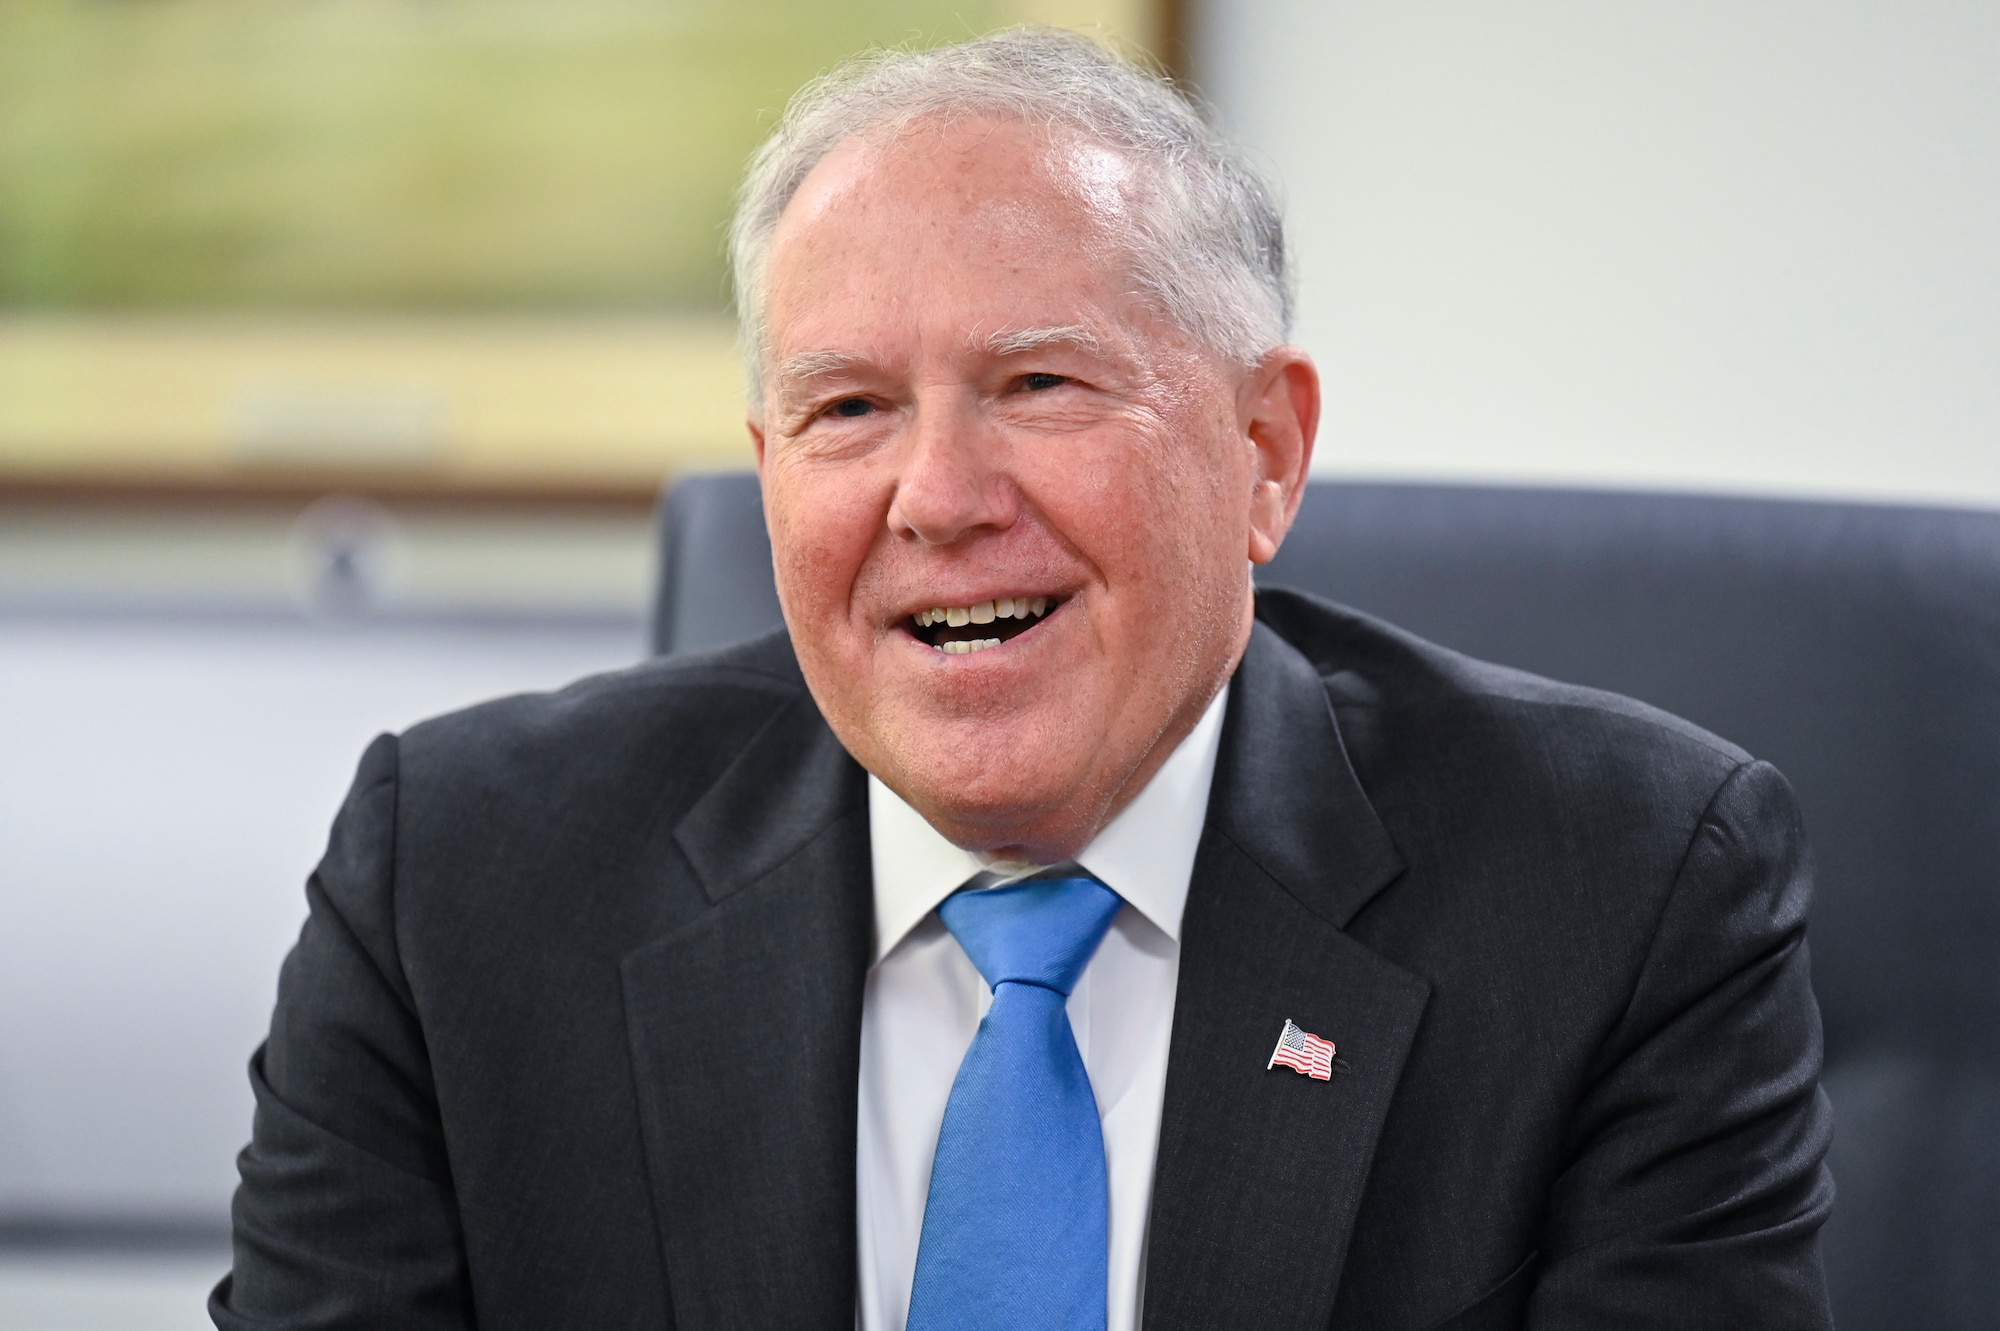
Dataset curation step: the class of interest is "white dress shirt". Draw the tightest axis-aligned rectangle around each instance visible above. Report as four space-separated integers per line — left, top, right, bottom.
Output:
856 683 1230 1331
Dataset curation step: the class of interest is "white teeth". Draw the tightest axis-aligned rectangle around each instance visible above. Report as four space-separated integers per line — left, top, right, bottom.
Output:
939 637 1003 655
916 596 1056 630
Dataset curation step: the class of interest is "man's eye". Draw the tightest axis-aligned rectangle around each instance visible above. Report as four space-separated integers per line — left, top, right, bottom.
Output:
1020 372 1067 392
827 397 875 418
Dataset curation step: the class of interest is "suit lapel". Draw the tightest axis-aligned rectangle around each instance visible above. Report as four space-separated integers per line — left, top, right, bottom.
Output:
1144 622 1431 1330
622 692 871 1331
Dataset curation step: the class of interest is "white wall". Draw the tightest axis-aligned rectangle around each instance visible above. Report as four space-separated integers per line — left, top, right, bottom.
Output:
1192 1 2000 508
0 497 652 1224
0 615 642 1220
0 505 654 1230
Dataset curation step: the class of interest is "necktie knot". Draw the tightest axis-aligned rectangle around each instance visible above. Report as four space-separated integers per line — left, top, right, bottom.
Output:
938 876 1122 996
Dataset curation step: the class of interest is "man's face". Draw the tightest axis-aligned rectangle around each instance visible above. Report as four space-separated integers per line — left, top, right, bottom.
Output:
753 117 1313 859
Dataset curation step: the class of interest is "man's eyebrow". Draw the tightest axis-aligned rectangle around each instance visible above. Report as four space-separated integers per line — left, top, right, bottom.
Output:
981 325 1104 358
772 349 868 387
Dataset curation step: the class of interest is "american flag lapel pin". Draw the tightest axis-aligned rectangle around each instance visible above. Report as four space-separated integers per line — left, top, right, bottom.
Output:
1267 1018 1336 1080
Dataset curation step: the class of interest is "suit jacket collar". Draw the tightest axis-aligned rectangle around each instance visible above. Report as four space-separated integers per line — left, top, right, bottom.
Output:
623 687 871 1331
1208 617 1407 927
1143 618 1431 1330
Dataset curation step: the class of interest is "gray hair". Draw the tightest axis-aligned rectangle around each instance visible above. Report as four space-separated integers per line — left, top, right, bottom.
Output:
729 27 1291 404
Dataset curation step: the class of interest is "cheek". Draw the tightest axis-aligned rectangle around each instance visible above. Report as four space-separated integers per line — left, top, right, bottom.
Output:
1061 422 1245 583
765 465 880 624
1159 406 1257 557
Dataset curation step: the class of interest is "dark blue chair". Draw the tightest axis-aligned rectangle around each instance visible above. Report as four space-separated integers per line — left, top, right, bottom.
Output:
653 471 2000 1331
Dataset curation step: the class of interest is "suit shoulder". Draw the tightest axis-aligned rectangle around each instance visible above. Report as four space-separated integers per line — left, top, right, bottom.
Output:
393 628 811 815
1255 586 1750 798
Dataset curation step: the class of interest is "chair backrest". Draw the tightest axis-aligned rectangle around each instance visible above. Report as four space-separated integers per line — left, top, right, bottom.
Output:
653 471 2000 1331
652 472 786 658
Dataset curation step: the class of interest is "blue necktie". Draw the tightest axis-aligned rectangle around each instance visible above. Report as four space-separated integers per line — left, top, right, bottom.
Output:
907 875 1123 1331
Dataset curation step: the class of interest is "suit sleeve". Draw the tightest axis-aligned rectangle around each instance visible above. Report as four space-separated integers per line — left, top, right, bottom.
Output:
1527 758 1836 1328
210 734 474 1331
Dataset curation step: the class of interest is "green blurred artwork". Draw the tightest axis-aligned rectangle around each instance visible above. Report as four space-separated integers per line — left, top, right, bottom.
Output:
0 0 1009 310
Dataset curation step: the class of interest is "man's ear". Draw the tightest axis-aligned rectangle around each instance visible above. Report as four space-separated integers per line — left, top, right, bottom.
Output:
748 416 769 476
1241 347 1320 565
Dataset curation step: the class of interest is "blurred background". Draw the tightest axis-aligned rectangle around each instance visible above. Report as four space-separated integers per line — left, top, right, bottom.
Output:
1 1 1995 1326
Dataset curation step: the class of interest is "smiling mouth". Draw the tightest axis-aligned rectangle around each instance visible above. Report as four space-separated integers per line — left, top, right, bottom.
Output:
907 595 1062 655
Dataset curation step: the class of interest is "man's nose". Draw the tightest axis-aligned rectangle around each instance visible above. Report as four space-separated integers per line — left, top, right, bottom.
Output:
886 398 1020 546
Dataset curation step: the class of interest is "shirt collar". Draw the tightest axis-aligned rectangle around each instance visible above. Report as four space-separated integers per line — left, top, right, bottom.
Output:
866 682 1230 965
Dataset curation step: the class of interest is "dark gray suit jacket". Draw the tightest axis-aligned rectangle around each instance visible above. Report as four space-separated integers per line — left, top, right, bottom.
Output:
212 588 1834 1330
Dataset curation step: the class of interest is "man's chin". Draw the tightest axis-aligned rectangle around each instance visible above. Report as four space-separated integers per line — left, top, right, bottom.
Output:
878 745 1109 859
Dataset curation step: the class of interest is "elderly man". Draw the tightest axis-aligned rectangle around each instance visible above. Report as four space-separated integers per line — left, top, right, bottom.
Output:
213 28 1833 1331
